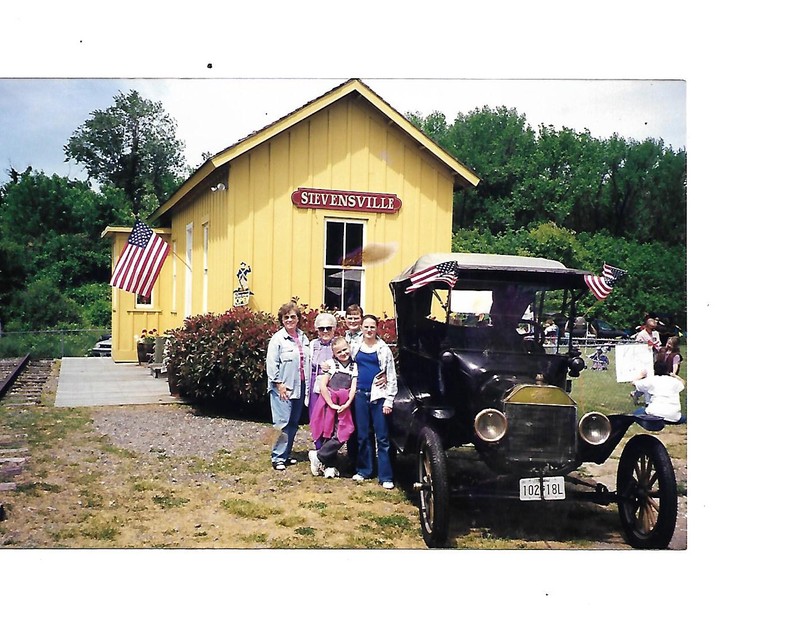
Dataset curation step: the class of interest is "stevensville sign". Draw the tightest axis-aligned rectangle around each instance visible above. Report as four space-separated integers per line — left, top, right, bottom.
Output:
291 187 402 214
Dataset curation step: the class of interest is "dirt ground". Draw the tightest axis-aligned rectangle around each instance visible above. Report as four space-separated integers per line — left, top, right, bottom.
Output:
0 364 687 550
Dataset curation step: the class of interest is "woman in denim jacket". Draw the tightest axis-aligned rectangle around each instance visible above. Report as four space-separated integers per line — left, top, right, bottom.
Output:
266 301 310 470
350 314 398 489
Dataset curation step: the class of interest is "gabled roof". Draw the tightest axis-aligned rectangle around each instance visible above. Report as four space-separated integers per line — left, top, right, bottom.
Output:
151 78 480 221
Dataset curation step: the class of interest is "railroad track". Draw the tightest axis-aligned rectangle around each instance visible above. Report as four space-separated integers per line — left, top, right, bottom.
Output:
0 356 53 407
1 356 46 501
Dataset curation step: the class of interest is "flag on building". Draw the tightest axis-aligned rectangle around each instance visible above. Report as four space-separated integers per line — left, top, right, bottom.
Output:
110 218 170 298
584 263 627 300
405 260 460 293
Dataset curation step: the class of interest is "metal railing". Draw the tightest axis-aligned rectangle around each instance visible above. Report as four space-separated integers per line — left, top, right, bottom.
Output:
0 328 111 359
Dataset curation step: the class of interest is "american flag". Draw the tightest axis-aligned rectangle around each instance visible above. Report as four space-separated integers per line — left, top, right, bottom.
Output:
405 260 459 293
584 263 627 300
110 218 170 298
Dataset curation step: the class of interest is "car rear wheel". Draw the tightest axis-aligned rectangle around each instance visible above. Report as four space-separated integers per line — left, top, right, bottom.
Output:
616 434 677 549
416 427 450 548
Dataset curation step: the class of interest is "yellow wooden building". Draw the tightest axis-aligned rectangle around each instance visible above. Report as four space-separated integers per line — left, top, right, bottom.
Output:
103 78 480 361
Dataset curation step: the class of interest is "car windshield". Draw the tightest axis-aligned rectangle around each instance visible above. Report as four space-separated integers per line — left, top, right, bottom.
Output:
426 282 578 353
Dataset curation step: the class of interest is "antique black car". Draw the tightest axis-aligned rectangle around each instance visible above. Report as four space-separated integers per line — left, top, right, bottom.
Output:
388 253 678 549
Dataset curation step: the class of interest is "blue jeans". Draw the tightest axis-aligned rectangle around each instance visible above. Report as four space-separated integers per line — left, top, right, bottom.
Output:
269 380 305 465
354 390 393 483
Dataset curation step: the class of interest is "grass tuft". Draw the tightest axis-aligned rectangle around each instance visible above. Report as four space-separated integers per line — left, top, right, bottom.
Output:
221 498 282 519
153 494 189 509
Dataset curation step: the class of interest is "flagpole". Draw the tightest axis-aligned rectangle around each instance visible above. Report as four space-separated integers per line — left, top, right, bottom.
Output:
171 248 191 270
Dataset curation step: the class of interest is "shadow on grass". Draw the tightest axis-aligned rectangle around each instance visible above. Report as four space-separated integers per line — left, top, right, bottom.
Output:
392 451 625 549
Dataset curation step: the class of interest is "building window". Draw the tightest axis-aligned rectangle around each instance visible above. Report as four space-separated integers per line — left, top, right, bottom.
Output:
324 219 365 311
135 293 153 307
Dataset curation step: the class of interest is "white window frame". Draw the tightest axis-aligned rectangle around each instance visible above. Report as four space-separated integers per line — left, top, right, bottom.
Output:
171 240 177 313
135 292 154 308
323 218 366 311
202 221 209 314
184 223 193 317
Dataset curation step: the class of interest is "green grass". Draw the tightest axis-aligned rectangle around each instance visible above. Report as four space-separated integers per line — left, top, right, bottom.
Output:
1 407 91 448
570 343 688 417
221 498 282 519
152 494 189 509
0 329 109 358
189 448 271 476
299 501 328 513
15 481 62 495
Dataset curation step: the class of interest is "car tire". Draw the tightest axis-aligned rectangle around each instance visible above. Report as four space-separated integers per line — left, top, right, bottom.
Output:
417 426 450 548
616 434 678 549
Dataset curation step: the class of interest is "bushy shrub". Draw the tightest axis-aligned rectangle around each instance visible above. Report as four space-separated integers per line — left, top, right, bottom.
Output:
167 302 397 412
167 306 278 408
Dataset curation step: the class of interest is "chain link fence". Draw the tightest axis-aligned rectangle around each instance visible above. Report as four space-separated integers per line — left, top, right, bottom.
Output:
0 328 111 359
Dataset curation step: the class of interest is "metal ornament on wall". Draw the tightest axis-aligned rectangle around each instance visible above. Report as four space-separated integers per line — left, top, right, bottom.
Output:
233 262 253 307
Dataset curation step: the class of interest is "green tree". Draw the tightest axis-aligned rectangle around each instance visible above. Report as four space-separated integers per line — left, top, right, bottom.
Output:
408 108 686 247
454 223 686 330
64 90 187 215
417 106 538 232
9 276 84 328
0 170 129 329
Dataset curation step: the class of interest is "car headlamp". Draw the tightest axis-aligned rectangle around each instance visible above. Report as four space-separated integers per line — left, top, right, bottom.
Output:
474 408 508 443
578 411 611 445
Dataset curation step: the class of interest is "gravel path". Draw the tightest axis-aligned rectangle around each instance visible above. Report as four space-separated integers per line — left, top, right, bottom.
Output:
91 403 312 460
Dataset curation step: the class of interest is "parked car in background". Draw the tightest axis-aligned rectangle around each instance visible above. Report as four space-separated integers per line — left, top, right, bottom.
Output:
550 316 630 340
652 314 684 341
589 318 631 340
633 314 685 342
89 335 112 357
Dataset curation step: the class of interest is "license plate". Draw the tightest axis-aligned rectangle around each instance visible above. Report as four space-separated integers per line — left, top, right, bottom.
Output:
519 476 566 501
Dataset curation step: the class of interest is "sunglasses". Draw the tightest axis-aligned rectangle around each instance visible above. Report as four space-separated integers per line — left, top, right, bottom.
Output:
318 326 334 331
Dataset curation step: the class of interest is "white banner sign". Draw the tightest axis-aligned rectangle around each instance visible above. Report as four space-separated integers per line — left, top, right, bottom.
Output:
615 343 654 383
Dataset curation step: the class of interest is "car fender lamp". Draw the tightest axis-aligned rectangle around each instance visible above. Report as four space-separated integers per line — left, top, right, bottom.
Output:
578 411 611 445
474 408 508 443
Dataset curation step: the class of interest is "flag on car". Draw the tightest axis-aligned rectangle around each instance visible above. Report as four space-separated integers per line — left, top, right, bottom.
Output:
110 218 170 298
584 263 627 300
405 260 460 293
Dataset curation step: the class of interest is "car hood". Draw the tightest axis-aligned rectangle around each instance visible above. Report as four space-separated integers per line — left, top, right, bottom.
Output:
445 349 569 399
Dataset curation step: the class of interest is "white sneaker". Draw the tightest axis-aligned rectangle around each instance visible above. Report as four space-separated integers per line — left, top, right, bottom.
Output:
381 481 395 490
323 467 339 479
308 450 322 476
352 473 366 482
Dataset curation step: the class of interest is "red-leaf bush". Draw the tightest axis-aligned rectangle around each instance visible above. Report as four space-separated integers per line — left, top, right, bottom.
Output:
166 301 397 412
167 306 279 410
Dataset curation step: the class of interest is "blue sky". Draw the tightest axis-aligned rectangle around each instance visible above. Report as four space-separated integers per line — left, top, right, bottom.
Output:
0 77 686 184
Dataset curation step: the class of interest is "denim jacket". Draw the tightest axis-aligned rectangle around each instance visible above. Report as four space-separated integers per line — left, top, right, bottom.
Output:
266 328 310 400
350 335 398 408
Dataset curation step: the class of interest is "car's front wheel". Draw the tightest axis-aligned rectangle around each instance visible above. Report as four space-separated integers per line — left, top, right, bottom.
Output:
416 427 450 548
616 434 678 549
